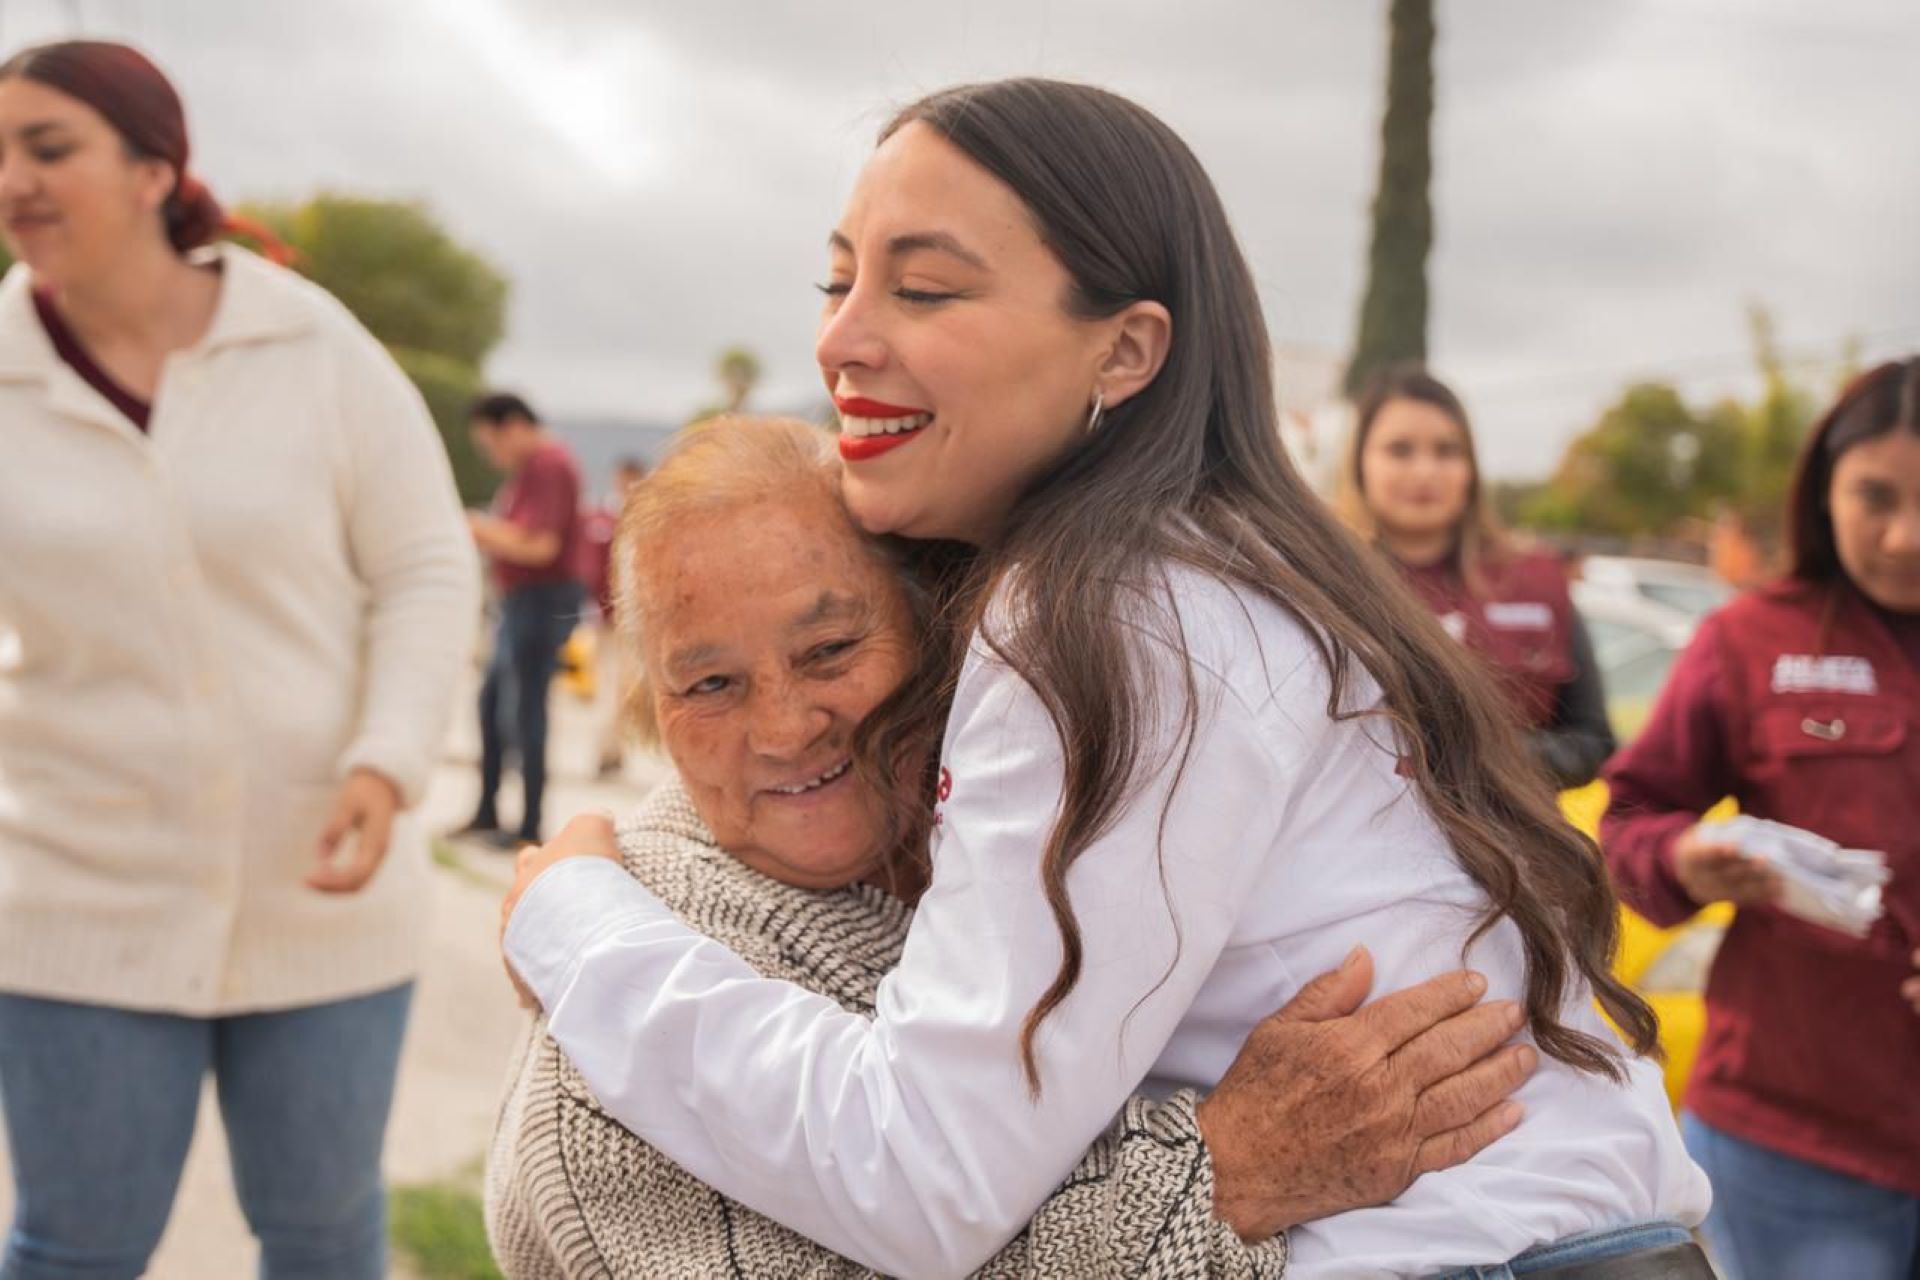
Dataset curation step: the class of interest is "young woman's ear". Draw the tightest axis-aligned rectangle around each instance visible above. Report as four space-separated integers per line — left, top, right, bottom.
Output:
1096 301 1172 410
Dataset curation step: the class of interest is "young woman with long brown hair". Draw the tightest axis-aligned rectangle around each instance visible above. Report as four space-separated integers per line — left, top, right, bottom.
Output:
502 79 1708 1278
1341 366 1615 788
1604 358 1920 1280
485 417 1540 1277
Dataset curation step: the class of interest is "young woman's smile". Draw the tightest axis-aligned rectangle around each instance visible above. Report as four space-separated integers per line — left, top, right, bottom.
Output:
816 122 1116 545
834 394 934 462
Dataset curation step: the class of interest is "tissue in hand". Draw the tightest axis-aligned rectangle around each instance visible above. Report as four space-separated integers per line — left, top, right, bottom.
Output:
1693 815 1888 938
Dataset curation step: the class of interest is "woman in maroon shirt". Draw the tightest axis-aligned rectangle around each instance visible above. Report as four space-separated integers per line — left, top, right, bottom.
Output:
1342 365 1615 787
1602 358 1920 1280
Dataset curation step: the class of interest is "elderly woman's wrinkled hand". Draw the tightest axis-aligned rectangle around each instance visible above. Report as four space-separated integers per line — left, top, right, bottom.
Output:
498 812 623 1010
1195 946 1535 1242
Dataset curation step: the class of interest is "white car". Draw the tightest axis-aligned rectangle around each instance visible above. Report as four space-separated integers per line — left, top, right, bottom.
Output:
1570 582 1700 741
1568 561 1738 1103
1577 556 1734 623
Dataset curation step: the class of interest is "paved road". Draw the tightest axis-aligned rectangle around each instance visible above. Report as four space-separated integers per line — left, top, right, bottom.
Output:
0 681 670 1277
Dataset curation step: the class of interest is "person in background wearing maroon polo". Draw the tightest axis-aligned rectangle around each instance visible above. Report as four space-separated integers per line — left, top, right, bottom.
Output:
1602 357 1920 1280
463 392 586 849
1341 365 1615 788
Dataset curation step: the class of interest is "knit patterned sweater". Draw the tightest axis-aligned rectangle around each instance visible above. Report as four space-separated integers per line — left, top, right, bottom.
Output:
484 782 1287 1278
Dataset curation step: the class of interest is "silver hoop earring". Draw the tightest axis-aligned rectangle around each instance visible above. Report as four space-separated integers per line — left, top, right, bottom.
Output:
1085 388 1106 435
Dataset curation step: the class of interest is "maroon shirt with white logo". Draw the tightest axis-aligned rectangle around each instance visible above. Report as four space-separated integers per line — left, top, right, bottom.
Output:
1400 550 1575 727
490 439 584 595
1603 579 1920 1195
1396 549 1613 788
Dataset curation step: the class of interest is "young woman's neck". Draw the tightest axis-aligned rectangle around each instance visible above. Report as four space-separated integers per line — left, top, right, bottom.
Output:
47 236 219 354
1377 527 1456 570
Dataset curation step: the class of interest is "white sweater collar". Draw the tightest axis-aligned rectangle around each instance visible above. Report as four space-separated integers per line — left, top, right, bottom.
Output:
0 242 315 384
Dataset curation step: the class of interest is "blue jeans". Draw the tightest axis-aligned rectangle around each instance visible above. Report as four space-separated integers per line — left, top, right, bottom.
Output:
1433 1220 1697 1278
1684 1112 1920 1280
0 984 412 1280
476 580 585 841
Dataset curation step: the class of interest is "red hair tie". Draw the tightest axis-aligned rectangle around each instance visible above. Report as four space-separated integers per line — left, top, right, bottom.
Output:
174 171 298 268
221 211 300 269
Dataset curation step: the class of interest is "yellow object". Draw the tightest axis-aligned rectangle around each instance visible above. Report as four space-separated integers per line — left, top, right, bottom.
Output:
559 626 597 701
1563 781 1734 1109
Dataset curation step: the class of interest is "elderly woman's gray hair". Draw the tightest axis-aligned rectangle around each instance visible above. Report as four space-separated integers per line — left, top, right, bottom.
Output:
610 414 916 746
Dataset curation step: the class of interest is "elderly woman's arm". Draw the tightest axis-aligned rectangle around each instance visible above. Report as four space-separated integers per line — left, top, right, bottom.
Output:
504 650 1296 1276
499 990 1528 1274
506 643 1531 1277
495 1037 1282 1280
506 824 1527 1279
974 1090 1284 1278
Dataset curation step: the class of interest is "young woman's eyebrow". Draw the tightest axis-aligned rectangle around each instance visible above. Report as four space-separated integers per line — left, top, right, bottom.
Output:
827 229 988 272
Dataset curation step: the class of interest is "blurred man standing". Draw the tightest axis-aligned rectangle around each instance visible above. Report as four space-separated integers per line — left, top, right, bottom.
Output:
463 393 584 849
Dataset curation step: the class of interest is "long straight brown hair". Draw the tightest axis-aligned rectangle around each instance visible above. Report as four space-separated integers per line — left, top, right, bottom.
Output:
853 79 1655 1093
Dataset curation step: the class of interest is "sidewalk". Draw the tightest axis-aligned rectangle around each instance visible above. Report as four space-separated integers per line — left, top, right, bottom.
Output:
0 683 670 1277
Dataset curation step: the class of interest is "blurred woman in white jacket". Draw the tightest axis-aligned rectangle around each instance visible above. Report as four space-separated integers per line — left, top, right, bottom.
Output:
0 40 477 1279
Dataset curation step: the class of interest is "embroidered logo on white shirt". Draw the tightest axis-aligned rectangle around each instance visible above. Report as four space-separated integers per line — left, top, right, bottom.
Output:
931 765 952 832
1770 654 1878 696
1485 602 1553 630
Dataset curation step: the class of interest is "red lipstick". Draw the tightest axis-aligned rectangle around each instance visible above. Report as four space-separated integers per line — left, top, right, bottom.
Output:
839 431 924 463
835 393 933 463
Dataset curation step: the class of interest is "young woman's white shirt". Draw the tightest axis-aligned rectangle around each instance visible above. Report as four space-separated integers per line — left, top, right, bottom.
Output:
507 562 1708 1279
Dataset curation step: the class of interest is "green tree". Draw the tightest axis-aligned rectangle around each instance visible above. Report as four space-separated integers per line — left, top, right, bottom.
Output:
1727 306 1817 535
716 346 762 413
689 345 765 423
388 347 496 507
1524 383 1742 537
241 195 507 366
3 198 507 504
1488 478 1551 528
1343 0 1436 397
1521 307 1842 546
240 195 511 506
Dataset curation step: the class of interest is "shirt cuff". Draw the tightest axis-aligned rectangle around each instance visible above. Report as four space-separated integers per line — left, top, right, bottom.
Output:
1641 815 1709 925
339 736 430 807
504 857 674 1006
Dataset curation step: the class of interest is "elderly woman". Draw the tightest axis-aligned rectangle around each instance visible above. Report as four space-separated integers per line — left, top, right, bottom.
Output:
485 416 1534 1277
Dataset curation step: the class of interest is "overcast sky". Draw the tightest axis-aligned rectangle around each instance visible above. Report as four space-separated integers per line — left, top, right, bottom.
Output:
8 0 1916 478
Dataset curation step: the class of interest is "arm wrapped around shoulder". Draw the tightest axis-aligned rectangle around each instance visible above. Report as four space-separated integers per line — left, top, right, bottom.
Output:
979 1090 1286 1279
